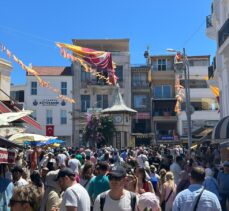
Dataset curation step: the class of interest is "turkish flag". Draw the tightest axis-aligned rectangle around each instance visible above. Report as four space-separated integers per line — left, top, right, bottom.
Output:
46 125 54 136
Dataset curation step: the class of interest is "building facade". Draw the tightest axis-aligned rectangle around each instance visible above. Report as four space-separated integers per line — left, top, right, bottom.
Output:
150 55 178 144
177 56 220 142
206 0 229 118
12 66 73 146
131 65 152 146
72 39 131 147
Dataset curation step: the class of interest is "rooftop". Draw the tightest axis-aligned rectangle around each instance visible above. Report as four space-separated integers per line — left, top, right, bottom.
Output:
27 66 72 76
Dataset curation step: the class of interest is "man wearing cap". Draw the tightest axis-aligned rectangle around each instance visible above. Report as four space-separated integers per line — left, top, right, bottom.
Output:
56 167 90 211
217 160 229 210
93 165 138 211
173 167 221 211
11 165 28 187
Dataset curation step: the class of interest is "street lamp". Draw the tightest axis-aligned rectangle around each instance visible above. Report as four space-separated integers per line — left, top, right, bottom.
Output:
166 48 192 150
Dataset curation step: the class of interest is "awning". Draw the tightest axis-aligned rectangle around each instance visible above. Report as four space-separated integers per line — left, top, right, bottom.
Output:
192 127 213 141
0 136 22 148
212 116 229 140
0 100 42 130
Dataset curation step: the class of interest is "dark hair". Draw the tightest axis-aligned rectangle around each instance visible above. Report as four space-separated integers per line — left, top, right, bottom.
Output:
98 162 109 171
136 167 147 182
190 167 205 183
176 156 183 163
30 171 43 188
81 162 94 180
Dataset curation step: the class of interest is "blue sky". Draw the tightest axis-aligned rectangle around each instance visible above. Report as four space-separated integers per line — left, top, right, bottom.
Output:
0 0 214 85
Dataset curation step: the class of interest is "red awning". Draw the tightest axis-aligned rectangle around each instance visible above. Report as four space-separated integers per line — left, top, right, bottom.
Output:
0 100 42 130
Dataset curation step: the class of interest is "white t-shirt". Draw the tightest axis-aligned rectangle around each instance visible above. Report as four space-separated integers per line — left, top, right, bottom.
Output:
60 183 90 211
57 153 67 167
68 158 81 174
93 190 138 211
137 154 148 168
15 177 29 187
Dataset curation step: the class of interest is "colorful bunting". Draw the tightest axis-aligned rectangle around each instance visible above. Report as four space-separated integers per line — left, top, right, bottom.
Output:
0 43 76 104
56 42 117 85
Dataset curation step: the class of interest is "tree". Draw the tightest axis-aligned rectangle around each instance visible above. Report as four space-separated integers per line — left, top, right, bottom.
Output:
82 114 116 147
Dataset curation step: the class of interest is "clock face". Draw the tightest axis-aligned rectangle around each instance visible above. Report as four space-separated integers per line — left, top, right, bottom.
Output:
114 115 122 123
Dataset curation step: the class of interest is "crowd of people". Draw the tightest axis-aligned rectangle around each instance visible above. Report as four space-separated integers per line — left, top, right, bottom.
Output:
0 143 228 211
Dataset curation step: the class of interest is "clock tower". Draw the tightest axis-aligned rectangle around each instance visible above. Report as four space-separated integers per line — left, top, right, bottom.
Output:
102 85 137 149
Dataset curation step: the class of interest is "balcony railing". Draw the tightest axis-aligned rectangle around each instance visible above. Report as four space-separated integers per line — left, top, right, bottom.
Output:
218 18 229 47
132 81 149 88
153 111 176 116
206 15 213 28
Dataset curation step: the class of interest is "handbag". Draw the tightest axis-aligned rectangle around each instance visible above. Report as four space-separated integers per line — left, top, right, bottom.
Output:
161 188 173 211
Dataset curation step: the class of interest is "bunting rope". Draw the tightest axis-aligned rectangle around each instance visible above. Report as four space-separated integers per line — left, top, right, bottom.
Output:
0 43 76 103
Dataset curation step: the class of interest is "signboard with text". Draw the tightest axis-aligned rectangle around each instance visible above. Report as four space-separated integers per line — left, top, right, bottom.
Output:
0 147 16 164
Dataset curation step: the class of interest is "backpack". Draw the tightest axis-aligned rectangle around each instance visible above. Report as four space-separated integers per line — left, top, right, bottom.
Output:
100 191 136 211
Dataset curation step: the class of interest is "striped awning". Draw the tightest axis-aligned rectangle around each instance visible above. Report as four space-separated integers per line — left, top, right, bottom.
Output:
212 116 229 140
0 100 42 130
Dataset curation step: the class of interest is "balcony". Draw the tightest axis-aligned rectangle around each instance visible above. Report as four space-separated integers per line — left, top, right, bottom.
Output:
206 15 217 39
218 18 229 55
132 81 149 89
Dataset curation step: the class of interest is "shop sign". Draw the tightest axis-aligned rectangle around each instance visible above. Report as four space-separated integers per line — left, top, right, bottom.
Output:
33 99 66 106
0 147 15 164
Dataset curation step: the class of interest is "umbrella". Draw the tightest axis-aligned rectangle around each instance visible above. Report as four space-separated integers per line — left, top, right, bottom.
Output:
36 139 64 147
9 133 57 145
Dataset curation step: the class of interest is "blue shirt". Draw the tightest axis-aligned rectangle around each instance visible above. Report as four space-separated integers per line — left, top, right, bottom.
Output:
88 175 110 201
0 177 14 211
172 184 221 211
203 176 220 200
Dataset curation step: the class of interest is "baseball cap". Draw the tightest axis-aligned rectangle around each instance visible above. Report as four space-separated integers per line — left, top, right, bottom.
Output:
11 165 23 173
55 167 75 181
108 165 126 178
223 160 229 167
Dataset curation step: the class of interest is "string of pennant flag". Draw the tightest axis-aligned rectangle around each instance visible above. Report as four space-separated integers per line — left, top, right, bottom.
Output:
0 43 76 103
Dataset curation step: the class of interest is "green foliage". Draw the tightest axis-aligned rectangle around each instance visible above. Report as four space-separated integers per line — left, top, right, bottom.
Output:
83 114 116 147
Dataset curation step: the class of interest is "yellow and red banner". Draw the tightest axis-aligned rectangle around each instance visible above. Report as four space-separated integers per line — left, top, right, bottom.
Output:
56 42 117 85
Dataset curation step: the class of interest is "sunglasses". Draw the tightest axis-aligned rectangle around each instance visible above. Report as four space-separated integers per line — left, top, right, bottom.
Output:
108 175 123 181
9 199 31 207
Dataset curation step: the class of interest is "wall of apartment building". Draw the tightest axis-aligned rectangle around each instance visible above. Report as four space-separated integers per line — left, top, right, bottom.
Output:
24 75 73 146
0 58 12 100
177 57 220 136
72 39 131 147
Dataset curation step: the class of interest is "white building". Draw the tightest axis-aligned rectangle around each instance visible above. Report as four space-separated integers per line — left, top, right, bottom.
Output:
12 66 73 146
206 0 229 118
177 56 220 140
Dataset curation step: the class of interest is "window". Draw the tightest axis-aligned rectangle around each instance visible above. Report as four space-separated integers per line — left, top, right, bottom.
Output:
134 95 147 108
81 95 90 112
11 91 24 102
31 110 37 121
31 82 37 95
60 110 67 124
81 67 90 82
116 65 123 81
154 85 171 98
96 95 108 109
158 59 166 71
132 73 147 87
46 110 53 124
61 82 67 95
